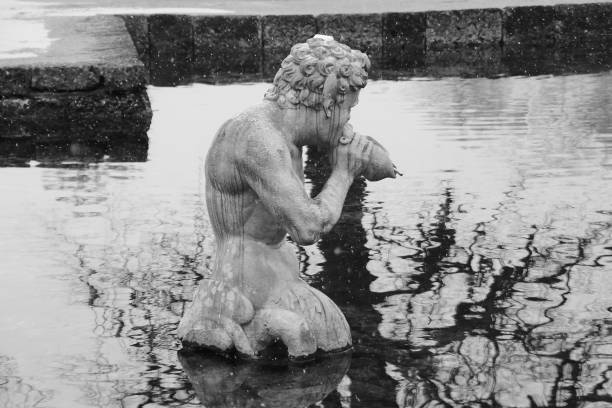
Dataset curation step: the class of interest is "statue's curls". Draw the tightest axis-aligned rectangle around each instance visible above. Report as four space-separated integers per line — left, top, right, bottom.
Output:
264 34 371 117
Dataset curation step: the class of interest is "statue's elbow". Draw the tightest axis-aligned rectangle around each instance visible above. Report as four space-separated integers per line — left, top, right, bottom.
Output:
290 222 322 246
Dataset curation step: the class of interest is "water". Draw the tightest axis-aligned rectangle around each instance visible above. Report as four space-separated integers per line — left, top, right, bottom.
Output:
1 73 612 408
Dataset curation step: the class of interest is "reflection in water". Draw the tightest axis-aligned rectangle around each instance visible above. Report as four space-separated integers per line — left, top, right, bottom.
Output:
0 138 148 167
0 73 612 407
179 350 350 408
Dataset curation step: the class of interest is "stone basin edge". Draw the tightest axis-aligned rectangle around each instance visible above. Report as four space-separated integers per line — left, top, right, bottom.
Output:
0 3 610 145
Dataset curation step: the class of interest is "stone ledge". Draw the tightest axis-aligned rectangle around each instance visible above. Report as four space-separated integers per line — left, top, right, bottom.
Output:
0 15 148 96
0 91 152 141
0 14 152 143
193 15 261 79
317 14 383 69
118 2 611 83
382 12 426 70
426 8 503 50
261 15 317 77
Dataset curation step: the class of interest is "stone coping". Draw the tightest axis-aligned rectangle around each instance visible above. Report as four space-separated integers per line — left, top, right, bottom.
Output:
0 15 152 142
0 15 148 96
122 2 612 85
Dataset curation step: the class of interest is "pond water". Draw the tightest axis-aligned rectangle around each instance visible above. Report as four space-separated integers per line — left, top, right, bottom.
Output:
1 72 612 408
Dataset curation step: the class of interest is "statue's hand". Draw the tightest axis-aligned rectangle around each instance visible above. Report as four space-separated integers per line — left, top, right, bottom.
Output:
333 129 373 178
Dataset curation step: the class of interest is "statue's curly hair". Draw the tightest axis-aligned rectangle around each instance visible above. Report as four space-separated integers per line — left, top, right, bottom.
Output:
264 35 371 116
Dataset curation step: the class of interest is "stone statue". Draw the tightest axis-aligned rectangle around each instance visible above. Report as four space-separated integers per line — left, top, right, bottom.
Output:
178 35 397 359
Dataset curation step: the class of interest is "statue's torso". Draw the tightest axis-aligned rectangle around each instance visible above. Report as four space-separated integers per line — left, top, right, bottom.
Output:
204 117 305 301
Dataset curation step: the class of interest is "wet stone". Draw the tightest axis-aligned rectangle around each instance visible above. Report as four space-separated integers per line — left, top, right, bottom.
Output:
426 8 502 50
149 14 193 86
382 12 426 70
0 92 152 141
31 66 101 92
193 15 261 78
502 46 612 77
502 6 557 48
554 3 612 46
97 64 148 91
0 68 31 97
425 46 504 77
122 15 150 68
316 14 382 68
261 15 316 77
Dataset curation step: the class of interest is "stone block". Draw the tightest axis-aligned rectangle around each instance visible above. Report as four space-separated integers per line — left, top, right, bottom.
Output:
193 15 261 78
316 14 382 68
97 64 148 91
502 45 612 77
502 6 557 47
122 15 150 67
261 15 317 77
0 91 152 141
554 3 612 46
426 8 502 50
0 67 31 97
31 66 101 91
382 12 426 70
425 46 504 77
149 14 193 86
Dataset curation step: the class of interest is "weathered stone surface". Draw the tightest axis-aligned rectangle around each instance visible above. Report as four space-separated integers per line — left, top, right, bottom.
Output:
149 14 193 86
0 15 147 94
0 91 152 141
426 8 502 50
97 64 147 91
30 66 101 91
0 14 151 143
0 68 31 97
502 45 612 77
316 14 382 68
261 15 316 77
554 3 612 45
425 46 504 77
502 6 557 47
193 15 261 78
121 15 150 68
382 12 426 69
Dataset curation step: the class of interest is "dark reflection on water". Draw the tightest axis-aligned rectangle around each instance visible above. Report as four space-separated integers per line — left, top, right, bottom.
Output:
1 73 612 407
179 350 351 408
0 138 148 168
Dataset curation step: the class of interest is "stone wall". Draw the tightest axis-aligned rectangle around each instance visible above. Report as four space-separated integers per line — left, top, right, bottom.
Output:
122 2 612 84
0 67 151 141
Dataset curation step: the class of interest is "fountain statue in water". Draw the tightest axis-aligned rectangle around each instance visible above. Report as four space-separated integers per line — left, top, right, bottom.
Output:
178 35 397 359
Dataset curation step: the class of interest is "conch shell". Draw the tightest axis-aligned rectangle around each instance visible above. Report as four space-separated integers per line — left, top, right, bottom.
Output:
341 124 399 181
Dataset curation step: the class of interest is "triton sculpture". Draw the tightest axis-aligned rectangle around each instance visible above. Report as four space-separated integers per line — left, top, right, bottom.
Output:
178 35 397 359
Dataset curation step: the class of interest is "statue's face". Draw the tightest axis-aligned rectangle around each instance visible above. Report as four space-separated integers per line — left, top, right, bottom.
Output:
313 91 360 144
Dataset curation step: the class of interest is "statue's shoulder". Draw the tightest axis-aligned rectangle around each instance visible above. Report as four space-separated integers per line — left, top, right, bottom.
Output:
223 110 288 157
207 107 289 175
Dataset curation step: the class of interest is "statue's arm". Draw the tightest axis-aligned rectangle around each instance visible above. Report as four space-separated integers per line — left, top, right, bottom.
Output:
238 135 355 246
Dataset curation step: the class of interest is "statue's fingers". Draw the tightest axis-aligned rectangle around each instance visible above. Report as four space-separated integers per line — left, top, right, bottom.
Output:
180 319 232 351
244 308 316 358
219 316 255 357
